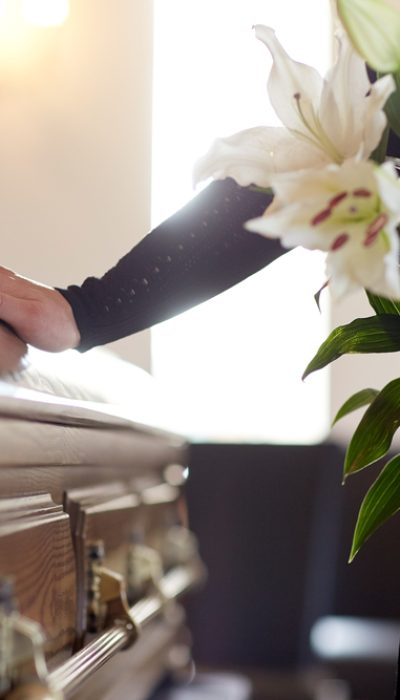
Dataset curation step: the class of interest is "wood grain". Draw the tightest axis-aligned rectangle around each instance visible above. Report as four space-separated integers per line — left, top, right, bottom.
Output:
0 351 191 698
0 417 187 473
0 493 76 653
65 483 141 641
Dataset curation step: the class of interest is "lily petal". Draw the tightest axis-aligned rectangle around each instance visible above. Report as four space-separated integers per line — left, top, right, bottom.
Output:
254 25 390 164
360 74 395 157
193 126 325 188
327 234 400 299
246 206 331 250
194 25 393 190
323 33 370 118
319 33 387 159
319 41 352 154
246 160 400 300
375 159 400 210
254 25 324 138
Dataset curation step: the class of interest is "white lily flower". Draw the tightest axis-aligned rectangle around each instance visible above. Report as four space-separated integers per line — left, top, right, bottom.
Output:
194 27 394 189
193 126 326 189
245 160 400 299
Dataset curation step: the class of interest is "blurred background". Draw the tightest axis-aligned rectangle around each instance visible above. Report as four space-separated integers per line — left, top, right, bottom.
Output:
2 1 400 698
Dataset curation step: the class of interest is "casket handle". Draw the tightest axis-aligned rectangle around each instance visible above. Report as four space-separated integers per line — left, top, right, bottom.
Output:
48 561 205 697
2 560 205 700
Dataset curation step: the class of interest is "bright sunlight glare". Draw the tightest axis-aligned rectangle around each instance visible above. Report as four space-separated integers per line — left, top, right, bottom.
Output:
21 0 69 27
0 0 69 67
0 1 32 62
152 0 332 443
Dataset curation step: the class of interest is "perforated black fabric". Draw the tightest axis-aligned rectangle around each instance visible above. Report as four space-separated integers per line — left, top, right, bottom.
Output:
58 178 284 351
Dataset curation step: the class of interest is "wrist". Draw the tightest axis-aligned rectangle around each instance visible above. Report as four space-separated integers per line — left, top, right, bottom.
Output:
54 290 81 350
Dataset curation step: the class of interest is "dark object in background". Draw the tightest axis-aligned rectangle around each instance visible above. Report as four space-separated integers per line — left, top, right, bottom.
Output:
184 443 400 698
185 443 344 668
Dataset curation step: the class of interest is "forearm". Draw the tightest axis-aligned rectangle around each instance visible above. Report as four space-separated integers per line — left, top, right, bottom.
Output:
59 178 285 352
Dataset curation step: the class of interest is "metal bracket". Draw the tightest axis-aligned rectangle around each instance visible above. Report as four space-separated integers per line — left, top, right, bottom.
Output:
0 579 61 700
86 541 139 647
96 566 139 648
1 531 204 699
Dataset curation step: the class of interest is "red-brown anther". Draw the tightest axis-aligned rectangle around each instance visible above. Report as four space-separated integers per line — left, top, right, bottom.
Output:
353 188 372 198
363 213 388 247
364 232 379 247
329 191 348 208
311 208 332 226
330 233 349 251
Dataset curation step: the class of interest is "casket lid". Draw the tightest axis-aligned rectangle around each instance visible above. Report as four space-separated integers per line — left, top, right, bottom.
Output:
0 329 184 441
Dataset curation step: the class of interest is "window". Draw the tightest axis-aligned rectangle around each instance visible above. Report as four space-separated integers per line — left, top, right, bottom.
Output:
152 0 331 443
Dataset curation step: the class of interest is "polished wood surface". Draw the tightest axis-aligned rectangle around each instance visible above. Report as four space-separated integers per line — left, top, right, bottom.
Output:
0 493 76 652
0 350 193 700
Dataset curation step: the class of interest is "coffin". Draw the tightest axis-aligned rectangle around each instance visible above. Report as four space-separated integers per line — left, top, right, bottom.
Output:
0 331 203 700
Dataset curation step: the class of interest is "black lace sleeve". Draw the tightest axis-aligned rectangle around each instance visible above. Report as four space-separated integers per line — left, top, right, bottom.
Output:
58 178 285 351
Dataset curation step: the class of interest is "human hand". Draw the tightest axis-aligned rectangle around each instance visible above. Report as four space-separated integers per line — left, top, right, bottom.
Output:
0 322 28 374
0 266 80 352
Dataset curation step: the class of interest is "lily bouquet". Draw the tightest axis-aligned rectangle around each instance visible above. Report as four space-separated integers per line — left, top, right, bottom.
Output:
195 0 400 560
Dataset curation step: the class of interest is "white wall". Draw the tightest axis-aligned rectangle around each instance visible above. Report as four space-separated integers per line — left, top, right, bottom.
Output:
2 0 397 443
0 0 153 370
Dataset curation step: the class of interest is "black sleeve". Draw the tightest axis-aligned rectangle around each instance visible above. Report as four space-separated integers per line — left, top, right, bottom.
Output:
58 178 285 352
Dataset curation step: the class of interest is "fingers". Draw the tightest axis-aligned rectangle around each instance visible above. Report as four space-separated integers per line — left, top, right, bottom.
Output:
0 290 61 350
0 291 34 338
0 269 81 352
0 322 28 375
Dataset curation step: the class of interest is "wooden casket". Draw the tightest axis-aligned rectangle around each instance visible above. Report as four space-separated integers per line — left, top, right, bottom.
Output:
0 335 204 700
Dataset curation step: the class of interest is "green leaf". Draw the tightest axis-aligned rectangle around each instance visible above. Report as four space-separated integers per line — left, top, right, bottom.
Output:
303 315 400 379
332 388 379 426
383 70 400 138
344 378 400 477
366 290 400 316
370 124 389 164
350 454 400 561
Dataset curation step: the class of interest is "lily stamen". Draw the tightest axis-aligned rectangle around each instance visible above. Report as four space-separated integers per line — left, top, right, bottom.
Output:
353 188 372 198
293 93 343 164
329 192 348 208
363 213 388 246
331 233 349 251
311 208 332 226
